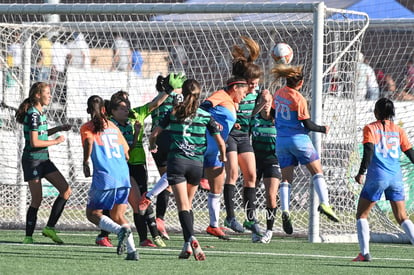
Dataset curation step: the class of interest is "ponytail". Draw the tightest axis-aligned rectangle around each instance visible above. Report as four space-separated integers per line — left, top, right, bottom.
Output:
15 82 49 124
86 95 108 133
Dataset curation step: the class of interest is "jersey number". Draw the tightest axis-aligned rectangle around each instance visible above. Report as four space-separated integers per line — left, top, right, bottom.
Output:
274 101 291 120
376 136 399 159
101 134 122 159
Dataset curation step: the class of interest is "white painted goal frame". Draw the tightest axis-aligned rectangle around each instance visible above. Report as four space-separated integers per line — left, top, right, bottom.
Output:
1 3 410 244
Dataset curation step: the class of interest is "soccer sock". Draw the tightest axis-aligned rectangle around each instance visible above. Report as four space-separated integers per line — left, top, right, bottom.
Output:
208 192 221 227
189 209 194 225
98 215 122 234
356 218 370 255
156 189 171 220
147 173 169 198
279 182 291 212
145 205 158 238
243 187 256 221
126 230 136 253
223 184 236 219
312 173 330 206
179 210 194 242
26 206 38 237
46 196 67 227
401 219 414 245
97 209 110 238
133 213 148 243
266 207 277 231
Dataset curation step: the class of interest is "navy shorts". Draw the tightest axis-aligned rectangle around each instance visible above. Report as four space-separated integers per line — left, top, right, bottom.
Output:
256 158 282 181
22 158 58 182
151 130 171 168
226 132 254 154
167 158 203 186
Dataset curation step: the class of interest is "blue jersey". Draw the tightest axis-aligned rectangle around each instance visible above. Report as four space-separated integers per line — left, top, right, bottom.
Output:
80 120 131 191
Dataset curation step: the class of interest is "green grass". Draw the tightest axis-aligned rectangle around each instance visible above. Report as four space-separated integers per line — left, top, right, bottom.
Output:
0 230 413 274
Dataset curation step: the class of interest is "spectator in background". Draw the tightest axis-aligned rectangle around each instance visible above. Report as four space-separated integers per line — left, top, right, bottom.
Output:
112 33 131 71
375 65 396 99
356 52 379 101
6 31 22 87
405 57 414 95
68 32 91 70
50 34 71 104
37 34 53 82
167 40 188 74
131 48 144 76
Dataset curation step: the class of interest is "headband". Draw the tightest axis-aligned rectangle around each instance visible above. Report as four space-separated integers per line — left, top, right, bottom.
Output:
227 80 248 87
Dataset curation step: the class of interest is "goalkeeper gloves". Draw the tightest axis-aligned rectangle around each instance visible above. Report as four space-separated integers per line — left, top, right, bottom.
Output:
155 75 167 93
169 72 187 89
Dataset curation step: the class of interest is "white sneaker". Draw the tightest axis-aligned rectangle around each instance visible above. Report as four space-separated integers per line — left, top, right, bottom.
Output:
260 230 273 244
252 233 261 243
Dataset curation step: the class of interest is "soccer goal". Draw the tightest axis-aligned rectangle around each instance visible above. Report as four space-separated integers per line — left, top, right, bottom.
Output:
0 3 410 243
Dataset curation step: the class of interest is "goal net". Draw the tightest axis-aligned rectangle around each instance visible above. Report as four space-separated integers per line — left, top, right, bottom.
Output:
0 3 411 243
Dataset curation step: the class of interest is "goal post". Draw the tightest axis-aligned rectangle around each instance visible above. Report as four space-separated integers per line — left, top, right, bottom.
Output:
4 3 412 244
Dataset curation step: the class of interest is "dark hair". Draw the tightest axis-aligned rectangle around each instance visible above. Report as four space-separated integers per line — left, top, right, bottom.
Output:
271 64 304 88
375 97 395 121
15 82 49 124
108 90 130 116
86 95 108 133
173 79 201 121
232 36 263 80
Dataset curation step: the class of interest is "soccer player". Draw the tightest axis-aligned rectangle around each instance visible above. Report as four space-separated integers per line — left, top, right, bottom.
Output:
149 79 226 261
271 64 339 235
223 36 267 237
353 98 414 262
201 76 249 240
105 88 171 248
81 95 138 261
138 73 186 240
250 91 281 243
15 82 72 245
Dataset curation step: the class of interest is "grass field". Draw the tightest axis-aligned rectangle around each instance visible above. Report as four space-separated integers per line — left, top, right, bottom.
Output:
0 229 413 275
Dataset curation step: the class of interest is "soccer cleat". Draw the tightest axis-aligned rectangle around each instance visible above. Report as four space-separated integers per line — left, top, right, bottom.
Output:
156 217 170 240
282 211 293 235
352 253 372 262
224 217 245 233
260 230 273 244
178 242 192 259
190 236 206 261
153 236 166 247
252 233 261 243
125 250 139 261
96 236 113 247
42 226 64 244
138 192 152 215
206 225 230 240
199 178 210 191
23 236 34 244
139 239 157 247
117 226 131 255
318 203 340 222
243 220 263 237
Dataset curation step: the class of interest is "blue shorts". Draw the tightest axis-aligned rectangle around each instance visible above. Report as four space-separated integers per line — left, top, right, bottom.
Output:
276 135 319 169
204 134 224 168
360 179 405 202
87 187 130 210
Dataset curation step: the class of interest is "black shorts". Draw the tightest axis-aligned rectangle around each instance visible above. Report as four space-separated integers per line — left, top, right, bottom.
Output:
151 130 171 168
22 158 58 182
128 163 148 194
167 158 203 186
226 132 254 154
256 158 282 181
